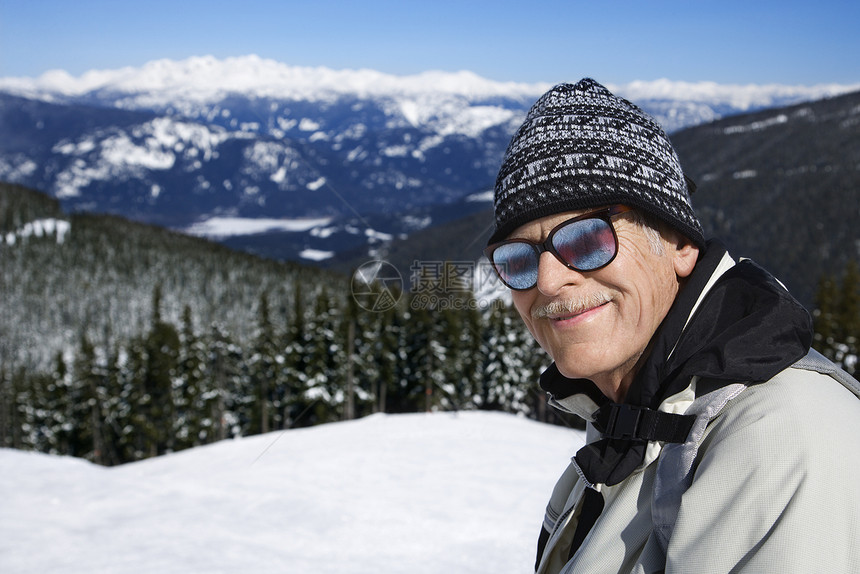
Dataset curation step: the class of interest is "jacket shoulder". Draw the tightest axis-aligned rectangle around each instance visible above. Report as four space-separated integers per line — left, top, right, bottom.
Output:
667 366 860 572
707 363 860 447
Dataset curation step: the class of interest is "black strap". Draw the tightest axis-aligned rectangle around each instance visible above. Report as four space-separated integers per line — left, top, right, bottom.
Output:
592 403 694 443
535 525 551 571
534 488 608 569
567 488 604 561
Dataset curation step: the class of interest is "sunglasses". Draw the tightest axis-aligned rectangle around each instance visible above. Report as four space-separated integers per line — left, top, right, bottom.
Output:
484 205 632 291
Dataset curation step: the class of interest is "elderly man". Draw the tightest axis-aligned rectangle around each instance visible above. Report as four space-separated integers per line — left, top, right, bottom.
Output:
483 79 860 573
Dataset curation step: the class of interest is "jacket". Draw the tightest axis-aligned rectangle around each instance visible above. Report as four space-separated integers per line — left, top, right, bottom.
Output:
535 242 860 573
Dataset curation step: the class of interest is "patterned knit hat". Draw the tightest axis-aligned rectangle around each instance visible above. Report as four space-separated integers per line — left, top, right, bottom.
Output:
489 78 705 248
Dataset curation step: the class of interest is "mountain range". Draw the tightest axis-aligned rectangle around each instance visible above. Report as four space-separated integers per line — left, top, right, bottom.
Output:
2 55 857 264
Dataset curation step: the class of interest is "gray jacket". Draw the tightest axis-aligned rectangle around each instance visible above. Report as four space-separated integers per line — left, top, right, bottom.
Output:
536 248 860 573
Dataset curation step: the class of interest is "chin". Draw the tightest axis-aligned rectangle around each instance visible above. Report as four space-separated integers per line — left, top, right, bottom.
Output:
552 354 624 399
550 345 604 378
553 358 594 382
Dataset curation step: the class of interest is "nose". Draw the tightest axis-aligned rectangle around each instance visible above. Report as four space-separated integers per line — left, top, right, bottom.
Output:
535 251 583 296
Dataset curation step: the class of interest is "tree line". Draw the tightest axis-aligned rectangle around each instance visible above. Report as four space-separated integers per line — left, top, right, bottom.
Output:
3 257 856 467
0 278 560 465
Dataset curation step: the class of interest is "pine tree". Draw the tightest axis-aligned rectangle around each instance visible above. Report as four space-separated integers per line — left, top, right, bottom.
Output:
367 301 402 414
837 259 859 374
813 272 840 359
249 292 279 434
0 367 9 448
343 295 359 421
16 365 54 453
480 303 546 417
5 367 28 450
281 284 310 428
119 334 148 461
437 269 484 411
343 291 392 419
68 333 103 460
397 297 448 412
814 259 860 374
98 346 125 466
140 284 180 456
301 289 344 425
175 305 206 449
205 322 246 441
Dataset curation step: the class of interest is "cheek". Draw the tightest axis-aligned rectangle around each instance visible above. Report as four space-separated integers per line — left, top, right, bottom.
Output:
511 292 555 355
605 247 669 320
511 292 529 320
511 293 537 335
625 261 679 328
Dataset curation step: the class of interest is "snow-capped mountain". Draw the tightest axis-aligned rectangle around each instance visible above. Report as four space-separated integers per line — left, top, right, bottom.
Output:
1 55 857 262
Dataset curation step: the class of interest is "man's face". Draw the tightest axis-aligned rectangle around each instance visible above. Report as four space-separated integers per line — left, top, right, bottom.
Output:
509 208 699 402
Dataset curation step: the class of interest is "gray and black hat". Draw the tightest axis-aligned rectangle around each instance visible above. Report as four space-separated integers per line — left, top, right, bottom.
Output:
489 78 705 248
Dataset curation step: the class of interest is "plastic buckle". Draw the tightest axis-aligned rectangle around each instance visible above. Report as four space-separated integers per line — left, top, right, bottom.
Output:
607 404 644 440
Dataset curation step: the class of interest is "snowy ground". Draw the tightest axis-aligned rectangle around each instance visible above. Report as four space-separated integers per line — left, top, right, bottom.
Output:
1 411 584 574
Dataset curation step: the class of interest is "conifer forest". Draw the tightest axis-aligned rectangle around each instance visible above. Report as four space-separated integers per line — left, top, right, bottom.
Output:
1 183 559 465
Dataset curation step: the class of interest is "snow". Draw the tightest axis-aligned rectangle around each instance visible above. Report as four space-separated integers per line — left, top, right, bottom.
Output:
733 170 758 179
3 55 858 114
0 411 583 574
298 118 321 131
466 189 495 202
722 113 790 134
49 118 232 197
616 79 859 110
309 225 338 239
0 55 548 103
7 56 858 145
299 248 335 261
184 216 333 238
365 228 394 242
21 218 70 242
0 156 39 181
436 104 519 138
386 94 521 139
100 132 176 170
401 215 433 231
270 166 287 183
3 218 71 245
306 176 326 191
381 144 410 157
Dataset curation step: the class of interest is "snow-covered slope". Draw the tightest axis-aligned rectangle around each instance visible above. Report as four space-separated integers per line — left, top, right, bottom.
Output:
0 411 584 574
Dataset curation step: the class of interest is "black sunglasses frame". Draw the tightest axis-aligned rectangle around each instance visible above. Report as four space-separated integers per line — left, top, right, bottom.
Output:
484 205 633 291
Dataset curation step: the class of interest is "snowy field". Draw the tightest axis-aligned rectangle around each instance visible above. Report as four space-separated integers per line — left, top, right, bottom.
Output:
1 411 584 574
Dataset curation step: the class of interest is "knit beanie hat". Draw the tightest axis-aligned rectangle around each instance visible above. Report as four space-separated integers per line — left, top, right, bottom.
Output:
489 78 705 248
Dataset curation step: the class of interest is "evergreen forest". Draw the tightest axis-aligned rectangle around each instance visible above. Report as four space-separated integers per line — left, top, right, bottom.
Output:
1 183 558 465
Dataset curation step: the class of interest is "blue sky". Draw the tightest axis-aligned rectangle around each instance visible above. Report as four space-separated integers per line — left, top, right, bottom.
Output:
1 0 858 85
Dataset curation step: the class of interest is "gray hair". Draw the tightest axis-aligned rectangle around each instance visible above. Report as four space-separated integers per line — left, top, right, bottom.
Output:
624 209 668 256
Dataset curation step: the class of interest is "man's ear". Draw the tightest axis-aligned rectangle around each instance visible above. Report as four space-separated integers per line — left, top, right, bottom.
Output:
672 237 699 278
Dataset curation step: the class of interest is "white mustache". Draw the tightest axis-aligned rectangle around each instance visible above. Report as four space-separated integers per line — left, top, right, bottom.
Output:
531 292 612 320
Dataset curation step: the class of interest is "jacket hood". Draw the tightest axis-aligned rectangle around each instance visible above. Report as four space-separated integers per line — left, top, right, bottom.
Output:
540 240 814 486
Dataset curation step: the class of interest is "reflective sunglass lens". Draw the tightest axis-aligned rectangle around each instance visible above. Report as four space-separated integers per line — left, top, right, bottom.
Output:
553 219 615 271
488 211 620 290
492 242 538 290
